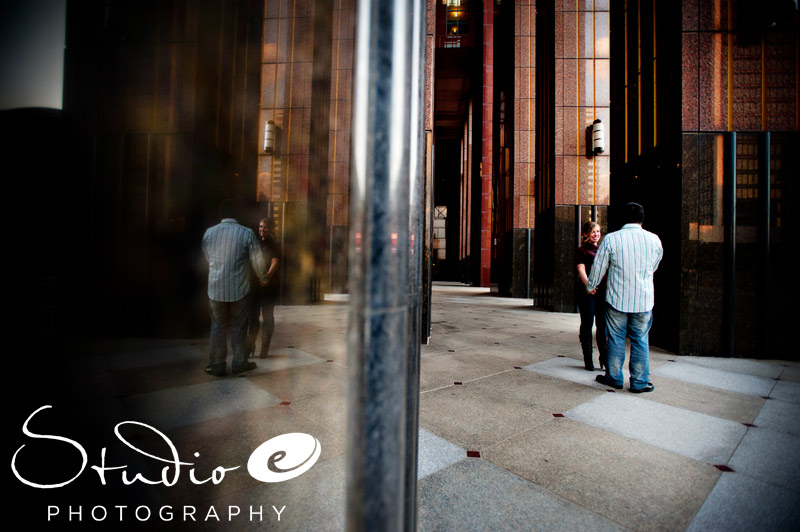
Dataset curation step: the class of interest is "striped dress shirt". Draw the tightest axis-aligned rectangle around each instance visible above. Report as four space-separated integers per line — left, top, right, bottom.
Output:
202 219 267 302
586 223 663 313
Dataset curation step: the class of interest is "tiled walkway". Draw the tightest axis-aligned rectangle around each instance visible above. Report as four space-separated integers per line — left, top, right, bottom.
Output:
25 283 800 531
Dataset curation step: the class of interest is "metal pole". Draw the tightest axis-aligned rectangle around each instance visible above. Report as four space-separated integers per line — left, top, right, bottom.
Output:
723 132 737 357
575 204 581 312
526 228 531 299
405 0 426 529
346 0 420 530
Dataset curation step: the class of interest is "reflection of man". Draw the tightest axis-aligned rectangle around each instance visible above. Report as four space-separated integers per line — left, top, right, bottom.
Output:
202 199 267 376
586 203 663 393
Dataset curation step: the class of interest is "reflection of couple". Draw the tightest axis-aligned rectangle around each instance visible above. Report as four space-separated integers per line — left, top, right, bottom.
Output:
248 217 280 360
202 200 280 377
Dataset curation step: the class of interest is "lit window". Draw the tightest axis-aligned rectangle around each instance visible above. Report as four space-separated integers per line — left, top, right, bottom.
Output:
446 2 468 36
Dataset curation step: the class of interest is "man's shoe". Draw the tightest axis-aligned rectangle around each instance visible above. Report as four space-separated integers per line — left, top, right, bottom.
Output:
205 365 226 377
595 374 623 389
629 383 654 393
232 361 258 374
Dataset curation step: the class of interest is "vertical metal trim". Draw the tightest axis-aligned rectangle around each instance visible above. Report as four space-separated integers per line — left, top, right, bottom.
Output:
331 0 344 224
229 2 240 154
637 0 642 155
527 0 533 228
526 228 531 299
652 0 657 147
404 0 425 528
723 131 736 357
624 0 629 162
761 32 768 131
284 0 297 202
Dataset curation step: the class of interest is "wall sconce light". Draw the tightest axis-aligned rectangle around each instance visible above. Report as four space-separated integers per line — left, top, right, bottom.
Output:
591 119 605 155
264 120 277 154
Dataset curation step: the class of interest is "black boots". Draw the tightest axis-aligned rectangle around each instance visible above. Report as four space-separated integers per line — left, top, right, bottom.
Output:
581 338 595 371
582 336 609 371
597 337 608 371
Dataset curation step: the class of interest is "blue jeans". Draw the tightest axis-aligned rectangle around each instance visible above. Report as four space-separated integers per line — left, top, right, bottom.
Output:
208 297 251 371
604 305 653 389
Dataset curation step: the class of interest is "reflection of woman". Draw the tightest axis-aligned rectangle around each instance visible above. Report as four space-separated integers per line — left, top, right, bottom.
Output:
575 221 607 371
248 218 281 359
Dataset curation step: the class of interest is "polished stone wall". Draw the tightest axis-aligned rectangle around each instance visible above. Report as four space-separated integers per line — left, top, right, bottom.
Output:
63 0 265 336
257 0 435 301
514 0 537 233
553 0 610 208
527 0 611 309
609 0 798 356
678 1 797 357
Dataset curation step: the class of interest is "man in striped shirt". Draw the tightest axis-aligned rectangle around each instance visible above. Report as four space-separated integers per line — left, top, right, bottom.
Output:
202 199 268 376
586 203 663 393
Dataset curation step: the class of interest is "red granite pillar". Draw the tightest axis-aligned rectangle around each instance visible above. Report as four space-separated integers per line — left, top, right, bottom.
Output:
480 1 494 287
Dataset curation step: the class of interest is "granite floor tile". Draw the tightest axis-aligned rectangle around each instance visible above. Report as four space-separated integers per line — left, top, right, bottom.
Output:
483 418 719 532
565 393 748 464
753 398 800 436
421 344 552 367
770 379 800 404
642 375 765 424
524 356 630 388
777 364 800 383
686 473 800 532
652 361 777 397
420 352 524 392
242 348 326 375
675 356 784 378
425 333 499 353
284 392 349 437
420 381 554 450
188 455 347 532
248 362 348 403
124 379 281 431
418 458 624 532
420 370 601 449
417 428 465 479
727 427 800 491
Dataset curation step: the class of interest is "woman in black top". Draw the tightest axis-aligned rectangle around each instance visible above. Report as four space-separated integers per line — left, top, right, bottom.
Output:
575 221 607 371
248 218 281 358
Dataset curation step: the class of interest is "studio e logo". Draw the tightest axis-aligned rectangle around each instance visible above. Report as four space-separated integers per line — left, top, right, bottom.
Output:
248 433 321 482
11 405 322 489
